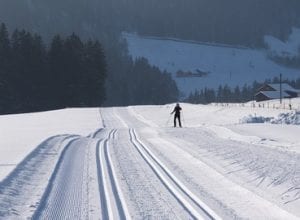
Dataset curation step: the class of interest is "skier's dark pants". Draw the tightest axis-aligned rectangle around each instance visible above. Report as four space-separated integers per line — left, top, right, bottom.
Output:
174 114 182 127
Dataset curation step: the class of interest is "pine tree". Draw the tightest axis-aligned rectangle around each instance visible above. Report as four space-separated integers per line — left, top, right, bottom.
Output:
63 33 84 106
234 86 241 102
0 25 108 113
48 35 66 107
83 40 107 106
217 85 223 102
0 23 12 113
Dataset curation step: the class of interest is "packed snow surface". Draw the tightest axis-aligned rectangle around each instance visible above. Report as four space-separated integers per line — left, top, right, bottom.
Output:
1 98 300 219
0 108 101 179
124 32 300 96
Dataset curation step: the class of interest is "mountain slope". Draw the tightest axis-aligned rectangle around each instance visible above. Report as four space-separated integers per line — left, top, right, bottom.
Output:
124 33 300 96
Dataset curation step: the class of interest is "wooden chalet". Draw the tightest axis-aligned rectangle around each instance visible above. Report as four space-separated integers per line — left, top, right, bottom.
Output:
255 83 300 102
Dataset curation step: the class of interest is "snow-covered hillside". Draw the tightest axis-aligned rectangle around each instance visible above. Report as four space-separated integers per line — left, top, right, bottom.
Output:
124 32 300 97
1 99 300 219
265 28 300 58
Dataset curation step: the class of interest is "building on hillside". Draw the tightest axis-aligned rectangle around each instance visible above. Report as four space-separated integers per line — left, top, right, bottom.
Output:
255 83 300 102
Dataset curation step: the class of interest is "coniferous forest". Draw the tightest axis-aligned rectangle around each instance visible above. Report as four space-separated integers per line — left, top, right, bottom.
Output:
0 23 106 114
0 22 179 114
1 0 300 114
186 78 300 104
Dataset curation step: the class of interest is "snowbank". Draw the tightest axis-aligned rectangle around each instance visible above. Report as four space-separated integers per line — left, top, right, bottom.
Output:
240 111 300 125
240 114 273 124
271 111 300 125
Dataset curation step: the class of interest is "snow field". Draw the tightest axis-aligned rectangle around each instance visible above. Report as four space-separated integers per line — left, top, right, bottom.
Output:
130 128 222 220
31 128 132 220
110 128 191 219
0 108 101 180
0 135 79 218
1 101 300 219
128 103 300 218
114 106 300 219
101 108 194 218
34 137 91 219
155 127 300 219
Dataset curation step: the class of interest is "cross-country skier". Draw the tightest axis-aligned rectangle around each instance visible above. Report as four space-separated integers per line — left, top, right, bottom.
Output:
171 103 182 127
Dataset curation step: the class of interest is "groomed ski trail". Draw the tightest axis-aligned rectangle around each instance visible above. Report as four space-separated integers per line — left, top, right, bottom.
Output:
33 138 91 219
110 106 300 219
129 128 221 220
3 106 300 219
0 135 79 219
100 107 221 219
95 129 131 220
32 128 131 220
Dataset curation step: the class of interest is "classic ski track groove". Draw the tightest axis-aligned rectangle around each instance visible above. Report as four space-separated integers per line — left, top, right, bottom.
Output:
0 135 78 219
129 128 222 220
32 136 81 219
96 129 131 220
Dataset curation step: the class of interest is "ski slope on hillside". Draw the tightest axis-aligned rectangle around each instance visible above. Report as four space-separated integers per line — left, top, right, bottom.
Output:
1 101 300 219
124 32 300 97
265 28 300 57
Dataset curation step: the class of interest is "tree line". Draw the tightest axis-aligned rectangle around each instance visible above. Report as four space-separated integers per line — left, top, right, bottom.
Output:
186 77 300 104
0 22 180 114
0 23 106 114
269 54 300 69
105 57 179 106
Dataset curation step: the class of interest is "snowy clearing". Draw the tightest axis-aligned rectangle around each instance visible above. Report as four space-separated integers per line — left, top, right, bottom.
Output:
1 99 300 219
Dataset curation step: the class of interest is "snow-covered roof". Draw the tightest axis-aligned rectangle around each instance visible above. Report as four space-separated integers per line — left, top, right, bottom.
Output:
267 83 300 93
257 91 290 99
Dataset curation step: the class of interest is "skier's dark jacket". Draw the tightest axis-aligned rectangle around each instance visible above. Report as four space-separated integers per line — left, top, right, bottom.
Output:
171 106 182 116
